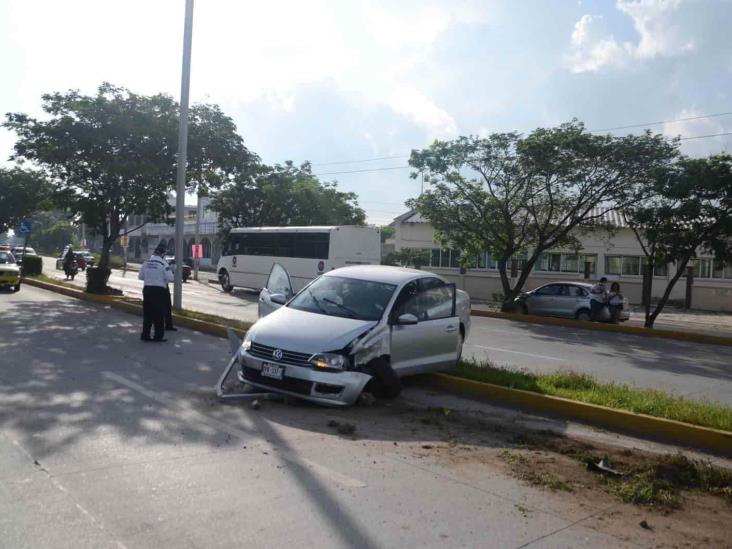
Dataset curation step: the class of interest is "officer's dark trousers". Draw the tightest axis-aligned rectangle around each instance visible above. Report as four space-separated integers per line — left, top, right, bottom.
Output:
142 286 167 340
165 285 174 329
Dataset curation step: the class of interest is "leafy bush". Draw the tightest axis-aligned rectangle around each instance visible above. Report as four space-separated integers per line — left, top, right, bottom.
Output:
20 255 42 275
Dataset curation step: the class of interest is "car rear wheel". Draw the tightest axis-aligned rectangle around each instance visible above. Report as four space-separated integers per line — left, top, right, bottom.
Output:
219 270 233 293
363 358 401 399
576 309 591 322
13 282 20 292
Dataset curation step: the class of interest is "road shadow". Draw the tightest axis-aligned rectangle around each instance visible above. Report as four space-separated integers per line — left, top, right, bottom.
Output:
1 291 565 549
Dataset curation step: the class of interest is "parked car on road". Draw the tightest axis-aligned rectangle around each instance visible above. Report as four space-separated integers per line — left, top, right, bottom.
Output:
0 251 21 292
11 246 37 261
514 281 629 322
237 264 471 406
165 256 191 282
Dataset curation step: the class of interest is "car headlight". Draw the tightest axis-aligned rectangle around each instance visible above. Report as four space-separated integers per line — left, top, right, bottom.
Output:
309 353 348 371
241 332 252 353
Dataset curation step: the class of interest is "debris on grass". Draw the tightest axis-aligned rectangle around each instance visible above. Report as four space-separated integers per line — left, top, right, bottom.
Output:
587 456 623 477
639 520 652 530
499 450 573 492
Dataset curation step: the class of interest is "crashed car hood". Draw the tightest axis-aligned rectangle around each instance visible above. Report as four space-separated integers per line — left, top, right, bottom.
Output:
248 306 378 354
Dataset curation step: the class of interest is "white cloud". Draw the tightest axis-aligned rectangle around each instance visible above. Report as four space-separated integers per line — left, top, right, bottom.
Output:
388 85 457 137
567 0 690 73
662 109 732 157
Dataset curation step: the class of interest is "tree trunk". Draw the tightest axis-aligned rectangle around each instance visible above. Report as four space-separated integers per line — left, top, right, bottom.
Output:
98 236 113 270
642 264 654 328
646 256 691 328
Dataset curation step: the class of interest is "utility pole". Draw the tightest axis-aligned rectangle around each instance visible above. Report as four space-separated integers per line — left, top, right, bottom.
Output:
173 0 194 310
194 193 202 281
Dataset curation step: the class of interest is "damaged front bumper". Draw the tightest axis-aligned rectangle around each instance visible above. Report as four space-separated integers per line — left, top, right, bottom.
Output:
237 351 372 406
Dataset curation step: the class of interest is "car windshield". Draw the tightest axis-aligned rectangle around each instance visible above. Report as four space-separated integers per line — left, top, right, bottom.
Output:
288 275 396 321
0 252 16 264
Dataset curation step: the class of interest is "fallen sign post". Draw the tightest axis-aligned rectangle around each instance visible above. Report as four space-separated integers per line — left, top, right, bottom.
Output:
215 328 282 402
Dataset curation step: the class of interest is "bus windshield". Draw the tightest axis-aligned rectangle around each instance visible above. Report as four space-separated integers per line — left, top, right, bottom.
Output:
288 276 396 321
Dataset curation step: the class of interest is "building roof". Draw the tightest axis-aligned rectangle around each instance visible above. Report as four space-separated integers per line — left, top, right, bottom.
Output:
230 226 370 234
393 207 629 228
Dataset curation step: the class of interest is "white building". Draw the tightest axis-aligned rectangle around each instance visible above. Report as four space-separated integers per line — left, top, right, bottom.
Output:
392 209 732 312
123 197 222 268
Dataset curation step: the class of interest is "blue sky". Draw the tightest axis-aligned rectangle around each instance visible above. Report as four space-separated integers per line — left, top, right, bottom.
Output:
1 0 731 224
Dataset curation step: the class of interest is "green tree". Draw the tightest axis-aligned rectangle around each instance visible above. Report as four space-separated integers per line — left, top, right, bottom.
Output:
0 168 51 234
210 161 366 232
625 155 732 328
407 122 678 310
4 83 252 284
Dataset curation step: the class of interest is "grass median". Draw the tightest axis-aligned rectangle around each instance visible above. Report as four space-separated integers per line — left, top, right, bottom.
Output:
450 360 732 432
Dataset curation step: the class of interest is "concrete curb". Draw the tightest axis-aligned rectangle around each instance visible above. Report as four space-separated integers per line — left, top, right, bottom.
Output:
471 309 732 347
23 276 731 455
428 372 732 456
23 277 247 339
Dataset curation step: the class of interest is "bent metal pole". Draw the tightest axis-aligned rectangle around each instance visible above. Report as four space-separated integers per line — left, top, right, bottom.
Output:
174 0 194 310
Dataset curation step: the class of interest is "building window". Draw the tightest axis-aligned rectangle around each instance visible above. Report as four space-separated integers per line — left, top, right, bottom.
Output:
653 263 668 277
537 253 596 274
202 238 211 259
622 256 641 276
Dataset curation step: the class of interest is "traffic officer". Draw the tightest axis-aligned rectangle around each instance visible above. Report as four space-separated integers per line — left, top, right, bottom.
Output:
138 243 174 342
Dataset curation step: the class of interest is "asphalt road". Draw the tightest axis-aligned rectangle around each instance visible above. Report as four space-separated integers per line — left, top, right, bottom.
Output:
462 317 732 406
0 284 646 549
41 256 732 405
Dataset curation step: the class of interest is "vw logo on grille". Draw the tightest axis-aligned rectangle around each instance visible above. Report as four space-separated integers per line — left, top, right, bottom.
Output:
272 349 284 361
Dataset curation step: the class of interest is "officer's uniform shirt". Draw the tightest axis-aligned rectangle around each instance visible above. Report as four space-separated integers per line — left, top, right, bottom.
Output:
138 255 174 287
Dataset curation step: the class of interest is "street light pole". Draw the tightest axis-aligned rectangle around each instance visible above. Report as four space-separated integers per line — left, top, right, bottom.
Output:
173 0 194 311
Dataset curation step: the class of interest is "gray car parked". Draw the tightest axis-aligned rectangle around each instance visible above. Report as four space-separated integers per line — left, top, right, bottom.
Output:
514 281 630 322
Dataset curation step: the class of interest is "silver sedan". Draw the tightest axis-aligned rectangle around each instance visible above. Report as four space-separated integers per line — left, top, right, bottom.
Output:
237 264 471 406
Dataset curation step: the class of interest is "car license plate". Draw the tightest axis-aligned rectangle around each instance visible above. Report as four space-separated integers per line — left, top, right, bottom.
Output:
261 362 284 380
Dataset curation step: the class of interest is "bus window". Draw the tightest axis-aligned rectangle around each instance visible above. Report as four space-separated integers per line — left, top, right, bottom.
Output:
294 233 329 259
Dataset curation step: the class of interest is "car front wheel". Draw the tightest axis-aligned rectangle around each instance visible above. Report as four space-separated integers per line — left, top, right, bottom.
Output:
363 358 401 399
576 309 591 322
219 270 233 293
13 282 20 292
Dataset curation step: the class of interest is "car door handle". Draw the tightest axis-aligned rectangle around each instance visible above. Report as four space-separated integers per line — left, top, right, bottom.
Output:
445 325 457 333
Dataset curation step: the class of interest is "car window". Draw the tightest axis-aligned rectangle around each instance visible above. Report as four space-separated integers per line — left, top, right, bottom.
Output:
288 275 396 321
535 284 563 296
418 278 455 320
266 263 292 297
0 252 15 264
571 286 589 297
392 281 420 319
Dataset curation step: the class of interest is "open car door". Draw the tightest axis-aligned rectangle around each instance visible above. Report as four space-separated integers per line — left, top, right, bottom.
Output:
258 262 294 318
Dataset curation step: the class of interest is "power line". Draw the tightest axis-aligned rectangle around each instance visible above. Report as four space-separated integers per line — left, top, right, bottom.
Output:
591 111 732 133
311 154 409 167
313 165 410 177
678 131 732 141
306 110 732 169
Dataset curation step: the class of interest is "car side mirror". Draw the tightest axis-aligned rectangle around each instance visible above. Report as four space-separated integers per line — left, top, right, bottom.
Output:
270 293 287 305
396 313 418 325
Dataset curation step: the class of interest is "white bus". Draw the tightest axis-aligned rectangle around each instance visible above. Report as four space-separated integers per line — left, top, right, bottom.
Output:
216 226 381 293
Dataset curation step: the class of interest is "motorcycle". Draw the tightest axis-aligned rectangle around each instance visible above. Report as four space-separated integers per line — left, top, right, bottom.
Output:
64 260 79 280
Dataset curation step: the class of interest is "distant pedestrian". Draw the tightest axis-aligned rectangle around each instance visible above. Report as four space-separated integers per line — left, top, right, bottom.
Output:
589 277 608 322
62 246 76 280
138 243 174 342
608 282 624 323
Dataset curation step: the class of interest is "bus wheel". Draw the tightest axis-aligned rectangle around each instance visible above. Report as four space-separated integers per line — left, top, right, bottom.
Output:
219 270 233 293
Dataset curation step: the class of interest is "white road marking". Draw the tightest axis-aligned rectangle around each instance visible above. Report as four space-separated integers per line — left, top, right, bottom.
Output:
102 372 366 488
468 344 564 362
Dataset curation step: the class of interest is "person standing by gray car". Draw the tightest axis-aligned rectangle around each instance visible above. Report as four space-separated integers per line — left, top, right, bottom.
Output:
589 277 608 321
138 243 174 342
